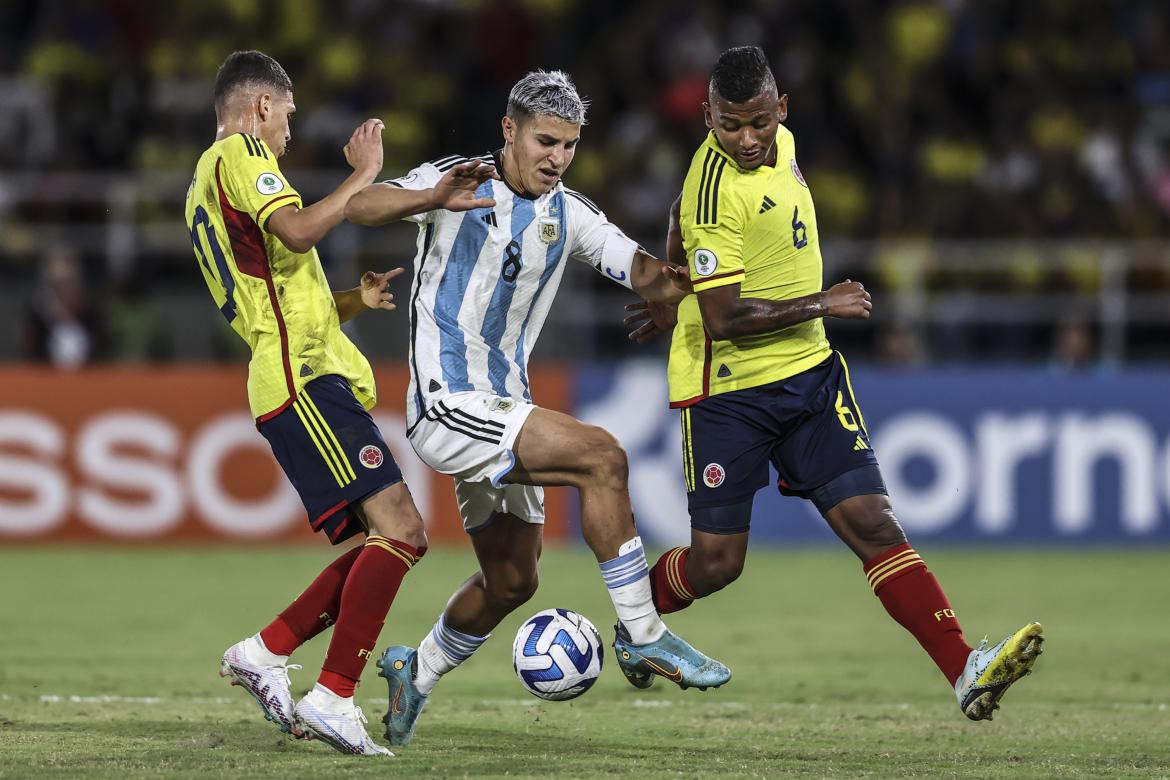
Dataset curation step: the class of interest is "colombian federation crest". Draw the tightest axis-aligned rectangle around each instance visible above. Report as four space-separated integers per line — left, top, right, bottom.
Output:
538 217 559 244
791 159 808 188
703 462 725 488
358 445 384 469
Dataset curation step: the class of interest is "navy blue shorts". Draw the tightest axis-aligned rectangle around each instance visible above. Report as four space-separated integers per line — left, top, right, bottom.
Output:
258 375 403 544
680 351 883 529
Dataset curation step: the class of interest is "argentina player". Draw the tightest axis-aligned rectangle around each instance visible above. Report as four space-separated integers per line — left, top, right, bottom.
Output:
346 70 730 746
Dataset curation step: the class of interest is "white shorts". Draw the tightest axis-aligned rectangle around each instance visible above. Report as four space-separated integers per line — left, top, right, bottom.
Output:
408 391 544 532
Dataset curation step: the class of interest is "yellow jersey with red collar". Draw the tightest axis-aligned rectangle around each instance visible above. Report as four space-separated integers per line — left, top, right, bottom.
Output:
668 127 831 407
185 132 375 421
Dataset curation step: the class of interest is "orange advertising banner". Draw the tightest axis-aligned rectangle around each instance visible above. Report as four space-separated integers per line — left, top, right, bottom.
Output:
0 365 572 544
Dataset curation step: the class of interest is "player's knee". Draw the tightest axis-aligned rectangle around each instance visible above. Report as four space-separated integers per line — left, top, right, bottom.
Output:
485 569 539 611
856 506 907 550
580 427 628 488
693 549 744 593
364 482 428 549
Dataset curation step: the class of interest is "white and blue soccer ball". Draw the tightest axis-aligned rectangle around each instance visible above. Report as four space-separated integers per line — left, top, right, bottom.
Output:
512 608 603 701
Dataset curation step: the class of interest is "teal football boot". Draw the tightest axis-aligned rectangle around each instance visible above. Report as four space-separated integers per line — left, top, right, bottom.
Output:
613 623 731 691
376 646 428 746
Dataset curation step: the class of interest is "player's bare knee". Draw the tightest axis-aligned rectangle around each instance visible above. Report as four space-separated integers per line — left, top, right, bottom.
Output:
580 427 628 489
485 570 539 612
857 507 906 549
694 548 744 593
364 482 428 549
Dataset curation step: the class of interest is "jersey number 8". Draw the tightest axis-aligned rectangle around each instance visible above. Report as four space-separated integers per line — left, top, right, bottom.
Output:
501 239 523 283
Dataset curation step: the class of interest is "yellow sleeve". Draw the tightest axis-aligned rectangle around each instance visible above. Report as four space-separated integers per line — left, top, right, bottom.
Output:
219 134 303 230
683 176 746 294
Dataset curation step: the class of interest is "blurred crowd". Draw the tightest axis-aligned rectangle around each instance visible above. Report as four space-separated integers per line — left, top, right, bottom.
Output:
2 0 1168 366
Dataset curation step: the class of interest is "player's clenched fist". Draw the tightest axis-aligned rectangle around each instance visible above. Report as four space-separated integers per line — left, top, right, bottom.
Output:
344 118 385 176
824 279 872 319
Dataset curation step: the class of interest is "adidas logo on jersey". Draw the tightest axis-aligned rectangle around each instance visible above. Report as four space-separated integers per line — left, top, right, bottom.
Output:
482 212 498 227
717 363 732 378
853 436 869 451
758 196 776 214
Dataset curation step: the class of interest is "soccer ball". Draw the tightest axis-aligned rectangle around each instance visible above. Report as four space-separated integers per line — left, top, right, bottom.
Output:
512 608 604 701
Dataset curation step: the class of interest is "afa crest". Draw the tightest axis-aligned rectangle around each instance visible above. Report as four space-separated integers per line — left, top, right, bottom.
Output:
538 217 559 244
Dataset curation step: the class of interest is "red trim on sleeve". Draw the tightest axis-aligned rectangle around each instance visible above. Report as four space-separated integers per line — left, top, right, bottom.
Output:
256 193 298 228
694 269 744 285
215 159 296 411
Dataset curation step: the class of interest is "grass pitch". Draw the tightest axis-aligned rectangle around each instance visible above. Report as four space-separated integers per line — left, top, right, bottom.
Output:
1 545 1168 778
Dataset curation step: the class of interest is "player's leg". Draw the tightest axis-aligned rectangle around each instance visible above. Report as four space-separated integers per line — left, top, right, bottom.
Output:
650 525 750 614
380 508 541 746
648 395 772 616
805 354 1042 720
509 406 731 690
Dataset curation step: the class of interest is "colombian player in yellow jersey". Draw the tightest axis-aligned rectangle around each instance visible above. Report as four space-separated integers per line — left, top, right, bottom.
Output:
627 47 1043 722
187 51 491 757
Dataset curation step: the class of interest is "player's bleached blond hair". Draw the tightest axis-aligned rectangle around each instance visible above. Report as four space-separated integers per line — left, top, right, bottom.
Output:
506 69 589 125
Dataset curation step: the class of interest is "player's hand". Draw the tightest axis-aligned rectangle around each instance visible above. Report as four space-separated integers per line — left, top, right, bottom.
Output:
430 160 500 212
663 263 693 295
824 279 872 319
360 267 406 311
344 119 385 178
624 300 678 343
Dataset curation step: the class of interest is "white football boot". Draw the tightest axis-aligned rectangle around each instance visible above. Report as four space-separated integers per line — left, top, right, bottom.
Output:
294 684 393 757
219 636 303 737
955 621 1044 720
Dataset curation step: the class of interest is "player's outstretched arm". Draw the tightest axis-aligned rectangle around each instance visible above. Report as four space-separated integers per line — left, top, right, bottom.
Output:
698 279 872 341
345 161 499 226
333 268 406 323
267 119 385 254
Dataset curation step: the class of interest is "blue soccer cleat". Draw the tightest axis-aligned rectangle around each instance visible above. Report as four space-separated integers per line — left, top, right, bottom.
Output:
376 646 428 746
612 623 731 691
955 621 1044 721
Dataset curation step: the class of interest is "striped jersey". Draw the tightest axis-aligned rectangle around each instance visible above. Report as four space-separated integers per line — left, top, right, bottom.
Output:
388 152 639 430
185 132 376 421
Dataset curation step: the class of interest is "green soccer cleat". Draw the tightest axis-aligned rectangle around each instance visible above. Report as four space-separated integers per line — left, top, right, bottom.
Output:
376 646 428 746
955 621 1045 721
612 623 731 691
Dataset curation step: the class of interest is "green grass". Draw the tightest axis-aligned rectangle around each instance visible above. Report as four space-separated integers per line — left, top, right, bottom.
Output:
1 546 1168 778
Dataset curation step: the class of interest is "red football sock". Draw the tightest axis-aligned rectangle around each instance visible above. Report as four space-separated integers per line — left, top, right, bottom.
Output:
260 545 363 656
318 535 424 698
863 543 973 685
650 546 698 614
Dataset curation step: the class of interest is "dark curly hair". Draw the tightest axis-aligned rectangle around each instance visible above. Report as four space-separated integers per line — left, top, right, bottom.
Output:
710 46 775 103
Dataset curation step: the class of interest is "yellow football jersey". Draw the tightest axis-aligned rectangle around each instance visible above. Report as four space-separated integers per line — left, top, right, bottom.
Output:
185 133 375 421
668 127 832 407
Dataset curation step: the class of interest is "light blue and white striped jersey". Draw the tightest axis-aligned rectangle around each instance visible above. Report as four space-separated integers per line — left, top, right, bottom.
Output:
389 152 640 431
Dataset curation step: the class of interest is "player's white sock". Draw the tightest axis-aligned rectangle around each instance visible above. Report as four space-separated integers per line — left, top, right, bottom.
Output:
245 633 289 667
414 616 489 695
305 682 352 713
600 536 667 645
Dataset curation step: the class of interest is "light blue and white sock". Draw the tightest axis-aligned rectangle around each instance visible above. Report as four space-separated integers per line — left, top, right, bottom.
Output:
600 536 666 645
414 616 489 695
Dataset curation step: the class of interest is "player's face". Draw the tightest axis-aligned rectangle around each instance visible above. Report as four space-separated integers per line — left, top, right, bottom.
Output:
259 90 295 157
502 114 580 196
704 88 788 170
